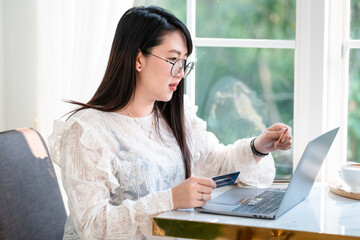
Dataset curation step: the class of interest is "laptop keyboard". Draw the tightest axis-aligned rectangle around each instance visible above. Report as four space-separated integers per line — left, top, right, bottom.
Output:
231 190 285 215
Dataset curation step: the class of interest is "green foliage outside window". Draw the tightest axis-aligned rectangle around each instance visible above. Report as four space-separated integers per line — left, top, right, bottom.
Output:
348 50 360 163
349 1 360 163
196 0 295 39
195 0 295 179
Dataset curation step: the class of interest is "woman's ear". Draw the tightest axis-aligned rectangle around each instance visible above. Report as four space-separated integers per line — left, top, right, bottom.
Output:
136 50 144 72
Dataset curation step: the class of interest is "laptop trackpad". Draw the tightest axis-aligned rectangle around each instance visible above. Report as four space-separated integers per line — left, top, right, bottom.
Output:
209 187 265 205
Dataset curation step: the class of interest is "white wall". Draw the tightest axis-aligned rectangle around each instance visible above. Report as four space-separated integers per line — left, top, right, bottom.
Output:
0 0 4 131
2 0 37 131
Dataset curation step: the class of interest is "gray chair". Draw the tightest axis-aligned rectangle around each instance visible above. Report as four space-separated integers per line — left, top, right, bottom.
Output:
0 128 67 240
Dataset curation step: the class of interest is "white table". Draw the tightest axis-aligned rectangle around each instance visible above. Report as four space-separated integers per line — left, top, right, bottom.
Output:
153 183 360 239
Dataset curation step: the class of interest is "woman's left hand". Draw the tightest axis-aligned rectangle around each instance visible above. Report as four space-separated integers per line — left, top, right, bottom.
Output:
254 123 292 155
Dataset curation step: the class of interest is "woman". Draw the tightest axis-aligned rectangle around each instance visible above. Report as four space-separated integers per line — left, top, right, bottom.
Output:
49 6 292 239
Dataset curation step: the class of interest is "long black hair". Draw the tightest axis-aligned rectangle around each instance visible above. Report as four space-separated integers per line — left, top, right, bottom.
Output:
68 6 193 178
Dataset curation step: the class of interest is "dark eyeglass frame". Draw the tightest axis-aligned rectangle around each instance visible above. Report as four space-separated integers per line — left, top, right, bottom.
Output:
141 50 194 78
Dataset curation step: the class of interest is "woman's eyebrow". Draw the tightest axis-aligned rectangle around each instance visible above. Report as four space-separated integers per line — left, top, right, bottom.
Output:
168 49 188 57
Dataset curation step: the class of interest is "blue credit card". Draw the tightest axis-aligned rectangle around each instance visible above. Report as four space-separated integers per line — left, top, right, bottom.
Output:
212 171 240 188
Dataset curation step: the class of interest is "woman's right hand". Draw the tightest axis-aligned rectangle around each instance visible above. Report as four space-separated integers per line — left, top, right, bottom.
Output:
171 176 216 209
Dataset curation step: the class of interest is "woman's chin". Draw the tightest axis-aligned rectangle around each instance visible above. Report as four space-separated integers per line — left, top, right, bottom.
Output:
158 93 174 102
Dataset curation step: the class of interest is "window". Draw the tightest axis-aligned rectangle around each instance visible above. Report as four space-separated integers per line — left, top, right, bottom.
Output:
348 1 360 164
134 0 295 179
134 0 356 180
193 1 295 180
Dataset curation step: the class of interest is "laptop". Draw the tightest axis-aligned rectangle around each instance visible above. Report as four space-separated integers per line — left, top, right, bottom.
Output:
196 127 339 219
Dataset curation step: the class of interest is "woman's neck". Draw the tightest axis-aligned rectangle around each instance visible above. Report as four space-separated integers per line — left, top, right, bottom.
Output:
120 98 155 118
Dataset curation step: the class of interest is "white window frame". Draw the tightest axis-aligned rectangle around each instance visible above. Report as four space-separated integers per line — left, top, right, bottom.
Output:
186 0 351 180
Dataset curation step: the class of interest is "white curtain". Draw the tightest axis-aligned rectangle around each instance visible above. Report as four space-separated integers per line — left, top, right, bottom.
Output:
36 0 134 140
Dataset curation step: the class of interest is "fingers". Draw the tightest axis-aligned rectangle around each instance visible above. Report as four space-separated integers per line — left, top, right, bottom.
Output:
195 191 211 208
256 124 293 154
274 134 292 150
172 176 215 209
263 125 290 142
197 192 212 202
194 178 215 207
273 128 289 144
196 178 214 202
277 127 288 143
194 177 214 201
197 184 213 194
274 140 292 150
193 177 215 205
272 125 292 143
197 177 217 189
268 123 289 131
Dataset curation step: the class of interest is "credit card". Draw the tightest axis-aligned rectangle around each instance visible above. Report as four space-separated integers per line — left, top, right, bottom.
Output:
212 171 240 188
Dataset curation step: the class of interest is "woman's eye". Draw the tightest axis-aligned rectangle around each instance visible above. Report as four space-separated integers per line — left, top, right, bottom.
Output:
168 58 177 62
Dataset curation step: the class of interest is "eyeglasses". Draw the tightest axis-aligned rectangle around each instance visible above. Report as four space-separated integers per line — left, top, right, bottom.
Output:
142 51 194 78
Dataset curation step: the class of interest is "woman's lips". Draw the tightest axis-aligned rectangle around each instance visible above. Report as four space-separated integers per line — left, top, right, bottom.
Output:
169 83 178 91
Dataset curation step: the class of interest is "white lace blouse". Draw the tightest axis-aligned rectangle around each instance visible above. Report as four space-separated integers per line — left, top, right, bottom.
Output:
48 97 275 240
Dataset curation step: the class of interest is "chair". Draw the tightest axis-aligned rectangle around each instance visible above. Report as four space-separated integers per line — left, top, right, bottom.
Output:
0 128 67 240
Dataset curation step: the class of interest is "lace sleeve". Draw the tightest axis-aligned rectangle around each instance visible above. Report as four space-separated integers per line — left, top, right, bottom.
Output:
59 118 173 239
184 95 275 188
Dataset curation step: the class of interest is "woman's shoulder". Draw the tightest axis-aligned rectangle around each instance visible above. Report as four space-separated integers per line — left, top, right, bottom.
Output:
50 108 104 135
50 108 107 139
49 108 112 166
68 108 109 127
71 107 102 120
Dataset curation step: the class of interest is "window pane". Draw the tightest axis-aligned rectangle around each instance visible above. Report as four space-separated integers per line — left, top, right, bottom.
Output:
133 0 186 23
350 0 360 39
348 50 360 163
195 47 294 179
196 0 296 39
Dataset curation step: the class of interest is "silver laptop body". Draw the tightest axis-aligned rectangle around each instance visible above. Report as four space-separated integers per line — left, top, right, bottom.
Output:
196 127 339 219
